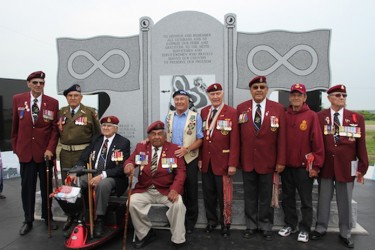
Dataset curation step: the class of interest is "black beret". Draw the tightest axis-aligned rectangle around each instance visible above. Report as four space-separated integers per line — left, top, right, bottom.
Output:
63 84 81 96
173 90 190 98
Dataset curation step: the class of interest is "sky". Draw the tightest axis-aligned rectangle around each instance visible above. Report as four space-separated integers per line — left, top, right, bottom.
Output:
1 0 374 110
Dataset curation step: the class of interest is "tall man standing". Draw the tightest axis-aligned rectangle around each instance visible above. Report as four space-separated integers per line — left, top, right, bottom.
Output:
311 85 368 248
58 84 100 184
237 76 286 240
165 90 203 234
199 83 239 237
278 83 324 243
11 71 59 235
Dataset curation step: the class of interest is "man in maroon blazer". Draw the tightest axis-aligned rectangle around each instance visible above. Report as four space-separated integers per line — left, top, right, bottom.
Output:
199 83 239 237
11 71 59 235
237 76 286 240
311 85 368 248
124 121 186 248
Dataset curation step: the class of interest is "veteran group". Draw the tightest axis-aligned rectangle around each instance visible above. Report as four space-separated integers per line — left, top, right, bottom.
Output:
10 70 368 249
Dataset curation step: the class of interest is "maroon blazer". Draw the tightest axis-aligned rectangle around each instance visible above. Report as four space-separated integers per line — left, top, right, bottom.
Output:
11 92 59 163
237 99 286 174
124 141 186 196
200 104 240 175
318 109 368 182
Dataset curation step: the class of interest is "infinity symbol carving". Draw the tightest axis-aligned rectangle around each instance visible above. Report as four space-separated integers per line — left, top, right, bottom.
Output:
247 45 318 76
67 49 130 79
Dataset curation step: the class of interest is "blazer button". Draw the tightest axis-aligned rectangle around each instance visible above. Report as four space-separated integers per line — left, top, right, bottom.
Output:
32 137 35 140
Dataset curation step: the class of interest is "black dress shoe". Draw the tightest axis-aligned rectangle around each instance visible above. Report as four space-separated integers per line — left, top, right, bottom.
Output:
221 226 230 238
310 231 326 240
205 224 217 233
94 219 104 238
339 235 354 248
45 219 59 230
134 229 156 249
263 230 273 241
63 216 74 231
19 223 33 236
243 229 256 239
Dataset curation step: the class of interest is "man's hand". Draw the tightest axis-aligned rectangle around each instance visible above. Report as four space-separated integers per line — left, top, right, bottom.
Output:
175 146 188 158
276 164 285 174
167 190 179 203
124 164 135 175
66 175 77 185
309 169 319 178
228 166 237 176
198 161 202 172
90 175 102 187
44 150 54 160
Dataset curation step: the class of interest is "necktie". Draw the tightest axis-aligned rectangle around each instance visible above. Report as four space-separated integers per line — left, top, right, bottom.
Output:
254 104 262 132
71 109 75 118
32 98 39 123
334 112 340 143
150 147 159 176
209 109 217 125
97 139 109 172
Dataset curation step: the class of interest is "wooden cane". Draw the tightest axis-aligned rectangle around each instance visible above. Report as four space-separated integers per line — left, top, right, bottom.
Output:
87 153 94 239
45 157 51 238
122 168 134 250
52 160 59 189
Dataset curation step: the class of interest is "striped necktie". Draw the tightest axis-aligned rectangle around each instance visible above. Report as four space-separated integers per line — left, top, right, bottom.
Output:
254 104 262 132
334 112 340 143
150 147 159 175
97 139 109 172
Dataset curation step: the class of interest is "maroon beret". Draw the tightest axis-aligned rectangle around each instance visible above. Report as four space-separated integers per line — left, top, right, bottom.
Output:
327 84 346 94
290 83 306 94
100 116 119 125
27 71 45 81
63 84 81 96
147 120 165 133
249 76 267 87
206 83 223 93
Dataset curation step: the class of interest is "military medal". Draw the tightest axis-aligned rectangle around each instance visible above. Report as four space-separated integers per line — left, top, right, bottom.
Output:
299 120 307 131
162 157 177 173
238 112 248 124
270 116 279 132
18 107 25 119
135 152 148 165
24 101 30 112
43 109 54 121
111 150 124 162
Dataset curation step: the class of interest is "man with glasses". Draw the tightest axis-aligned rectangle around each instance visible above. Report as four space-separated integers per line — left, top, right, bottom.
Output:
124 121 186 248
237 76 286 240
68 116 130 238
311 85 368 248
278 83 324 243
11 71 59 235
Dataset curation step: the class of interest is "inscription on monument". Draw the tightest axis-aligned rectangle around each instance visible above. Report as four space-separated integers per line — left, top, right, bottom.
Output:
161 33 213 65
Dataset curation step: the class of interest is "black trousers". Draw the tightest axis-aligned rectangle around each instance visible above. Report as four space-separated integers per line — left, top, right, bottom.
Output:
20 161 53 223
182 157 199 229
281 167 314 232
202 163 224 227
242 170 273 231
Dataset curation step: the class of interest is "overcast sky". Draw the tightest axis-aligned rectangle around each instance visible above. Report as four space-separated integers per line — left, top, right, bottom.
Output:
1 0 374 110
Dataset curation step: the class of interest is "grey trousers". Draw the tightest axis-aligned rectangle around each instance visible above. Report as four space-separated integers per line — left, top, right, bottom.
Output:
129 189 186 244
80 176 116 216
315 178 354 238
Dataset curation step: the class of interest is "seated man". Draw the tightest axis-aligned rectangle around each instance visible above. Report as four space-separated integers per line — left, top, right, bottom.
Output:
67 115 130 237
124 121 186 248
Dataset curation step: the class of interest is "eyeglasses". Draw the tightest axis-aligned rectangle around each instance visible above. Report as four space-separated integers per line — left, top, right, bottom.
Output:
31 81 45 85
330 93 347 98
252 85 266 90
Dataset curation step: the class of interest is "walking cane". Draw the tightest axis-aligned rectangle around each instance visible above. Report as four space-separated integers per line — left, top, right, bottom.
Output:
122 168 134 250
87 153 95 239
45 156 51 238
52 160 59 189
